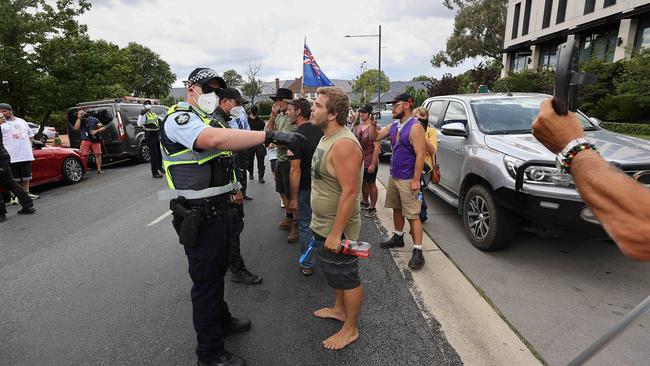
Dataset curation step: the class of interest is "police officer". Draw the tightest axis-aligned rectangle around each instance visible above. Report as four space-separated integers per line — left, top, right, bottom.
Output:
137 100 164 178
160 68 300 366
0 112 35 221
210 87 262 285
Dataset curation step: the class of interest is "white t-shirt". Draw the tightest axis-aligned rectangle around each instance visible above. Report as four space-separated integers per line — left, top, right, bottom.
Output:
1 117 34 162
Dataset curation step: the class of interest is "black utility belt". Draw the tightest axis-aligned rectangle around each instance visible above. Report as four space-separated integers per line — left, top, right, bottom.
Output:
185 194 231 208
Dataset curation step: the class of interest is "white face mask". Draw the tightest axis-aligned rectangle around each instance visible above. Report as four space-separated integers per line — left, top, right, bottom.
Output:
196 92 218 114
144 104 152 110
230 106 244 118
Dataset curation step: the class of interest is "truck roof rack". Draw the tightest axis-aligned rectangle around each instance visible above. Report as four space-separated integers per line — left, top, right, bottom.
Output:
75 96 162 106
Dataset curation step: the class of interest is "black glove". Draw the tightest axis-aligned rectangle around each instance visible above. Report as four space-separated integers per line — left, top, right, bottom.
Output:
265 130 306 151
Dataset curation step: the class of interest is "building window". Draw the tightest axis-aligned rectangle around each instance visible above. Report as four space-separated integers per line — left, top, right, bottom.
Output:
538 40 564 70
579 29 618 62
604 0 616 7
634 18 650 52
522 0 532 35
542 0 553 29
584 0 596 14
509 50 531 72
556 0 568 24
512 2 521 39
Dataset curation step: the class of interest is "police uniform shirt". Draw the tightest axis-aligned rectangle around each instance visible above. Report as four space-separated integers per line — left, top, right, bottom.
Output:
164 103 211 151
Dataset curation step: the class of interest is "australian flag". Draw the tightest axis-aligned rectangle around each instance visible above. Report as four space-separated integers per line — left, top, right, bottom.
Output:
303 43 334 87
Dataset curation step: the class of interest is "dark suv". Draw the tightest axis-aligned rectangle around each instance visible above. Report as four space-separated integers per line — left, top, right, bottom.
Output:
66 98 168 163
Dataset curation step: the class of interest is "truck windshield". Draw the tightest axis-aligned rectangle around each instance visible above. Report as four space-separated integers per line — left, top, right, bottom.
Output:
470 97 596 134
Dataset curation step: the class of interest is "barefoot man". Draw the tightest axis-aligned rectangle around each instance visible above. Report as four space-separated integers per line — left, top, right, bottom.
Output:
309 86 364 350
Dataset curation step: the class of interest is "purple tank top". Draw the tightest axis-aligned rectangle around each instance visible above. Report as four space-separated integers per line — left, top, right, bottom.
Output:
389 117 417 179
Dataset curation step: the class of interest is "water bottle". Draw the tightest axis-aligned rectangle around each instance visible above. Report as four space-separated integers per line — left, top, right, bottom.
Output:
299 237 316 266
340 239 372 258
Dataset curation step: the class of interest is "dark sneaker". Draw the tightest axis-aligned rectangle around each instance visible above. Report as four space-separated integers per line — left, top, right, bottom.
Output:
222 317 251 335
300 266 314 276
365 207 377 218
230 269 263 285
243 194 253 201
197 350 246 366
259 177 265 184
152 172 163 178
17 207 36 215
360 201 370 210
380 234 404 249
408 249 425 269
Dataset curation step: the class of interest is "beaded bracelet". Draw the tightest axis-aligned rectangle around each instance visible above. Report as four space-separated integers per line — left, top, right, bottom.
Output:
561 143 598 174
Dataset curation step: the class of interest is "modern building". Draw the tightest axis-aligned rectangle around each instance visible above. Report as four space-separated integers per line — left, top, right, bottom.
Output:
501 0 650 76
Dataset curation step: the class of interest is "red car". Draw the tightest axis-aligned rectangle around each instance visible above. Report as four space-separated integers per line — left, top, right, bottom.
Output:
31 146 88 186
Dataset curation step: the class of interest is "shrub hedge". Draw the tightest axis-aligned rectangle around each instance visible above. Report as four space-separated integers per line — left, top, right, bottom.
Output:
600 122 650 136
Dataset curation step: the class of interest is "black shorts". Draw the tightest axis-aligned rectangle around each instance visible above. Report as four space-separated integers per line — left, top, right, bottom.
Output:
313 232 361 290
10 161 32 182
275 160 291 195
363 166 378 183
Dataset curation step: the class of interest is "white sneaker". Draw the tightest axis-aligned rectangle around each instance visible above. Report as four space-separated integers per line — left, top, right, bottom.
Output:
28 193 40 200
8 195 18 206
280 199 285 208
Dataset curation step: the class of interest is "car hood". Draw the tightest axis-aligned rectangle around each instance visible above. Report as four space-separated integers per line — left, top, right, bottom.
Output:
484 129 650 165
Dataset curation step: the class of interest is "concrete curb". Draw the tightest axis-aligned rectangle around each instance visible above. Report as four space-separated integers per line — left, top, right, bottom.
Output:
372 180 542 365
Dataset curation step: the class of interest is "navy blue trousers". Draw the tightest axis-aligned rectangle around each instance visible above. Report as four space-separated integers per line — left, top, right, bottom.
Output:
176 211 233 363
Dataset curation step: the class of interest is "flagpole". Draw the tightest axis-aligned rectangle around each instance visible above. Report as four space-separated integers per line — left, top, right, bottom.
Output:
301 36 306 97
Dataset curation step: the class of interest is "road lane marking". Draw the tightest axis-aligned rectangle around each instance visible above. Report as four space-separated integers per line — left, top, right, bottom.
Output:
148 210 172 226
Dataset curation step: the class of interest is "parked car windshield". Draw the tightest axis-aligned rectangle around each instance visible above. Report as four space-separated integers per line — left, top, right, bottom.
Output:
470 96 596 134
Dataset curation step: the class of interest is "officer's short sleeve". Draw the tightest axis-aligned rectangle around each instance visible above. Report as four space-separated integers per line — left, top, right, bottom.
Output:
164 112 209 151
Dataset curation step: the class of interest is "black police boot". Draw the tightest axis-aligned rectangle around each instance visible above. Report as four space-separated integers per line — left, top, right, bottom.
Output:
17 206 36 215
230 268 263 285
197 350 246 366
379 233 404 249
223 317 251 335
408 248 425 269
242 193 253 201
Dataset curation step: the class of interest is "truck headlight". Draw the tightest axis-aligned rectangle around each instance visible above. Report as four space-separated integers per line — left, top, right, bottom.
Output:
504 155 572 186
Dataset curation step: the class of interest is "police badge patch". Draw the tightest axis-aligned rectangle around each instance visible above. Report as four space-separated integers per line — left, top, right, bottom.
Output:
175 113 190 125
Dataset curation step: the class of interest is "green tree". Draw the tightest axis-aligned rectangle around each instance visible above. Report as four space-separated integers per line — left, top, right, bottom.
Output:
160 95 185 107
431 0 507 67
353 69 390 103
121 42 176 98
405 86 428 107
222 69 244 86
0 0 91 117
412 75 432 82
492 69 555 94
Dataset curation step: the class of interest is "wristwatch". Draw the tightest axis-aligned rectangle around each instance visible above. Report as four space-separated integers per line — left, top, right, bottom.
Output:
556 138 596 173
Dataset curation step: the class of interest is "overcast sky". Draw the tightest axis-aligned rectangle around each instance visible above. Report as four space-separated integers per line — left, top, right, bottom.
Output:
79 0 479 87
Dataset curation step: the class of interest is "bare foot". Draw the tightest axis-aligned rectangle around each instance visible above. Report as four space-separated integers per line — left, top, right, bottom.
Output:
313 307 346 322
323 327 359 350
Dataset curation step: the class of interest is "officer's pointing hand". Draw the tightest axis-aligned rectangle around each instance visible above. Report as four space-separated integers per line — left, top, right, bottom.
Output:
265 130 306 152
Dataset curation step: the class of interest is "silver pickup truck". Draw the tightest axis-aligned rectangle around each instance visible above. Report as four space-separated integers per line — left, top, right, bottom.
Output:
421 93 650 251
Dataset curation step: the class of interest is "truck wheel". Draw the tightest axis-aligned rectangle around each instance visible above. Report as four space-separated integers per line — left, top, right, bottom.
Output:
138 142 151 163
462 184 515 251
62 157 84 184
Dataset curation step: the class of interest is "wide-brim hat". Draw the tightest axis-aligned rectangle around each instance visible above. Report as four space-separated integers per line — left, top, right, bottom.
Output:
271 88 293 101
219 87 247 104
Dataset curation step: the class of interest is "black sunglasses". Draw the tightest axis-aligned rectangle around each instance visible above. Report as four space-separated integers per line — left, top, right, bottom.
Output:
194 84 219 94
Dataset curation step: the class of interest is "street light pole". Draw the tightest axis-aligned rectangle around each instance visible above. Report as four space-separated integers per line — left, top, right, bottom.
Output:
345 24 382 109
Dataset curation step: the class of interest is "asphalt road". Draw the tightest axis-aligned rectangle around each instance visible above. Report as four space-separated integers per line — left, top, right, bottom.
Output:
375 161 650 366
0 161 461 365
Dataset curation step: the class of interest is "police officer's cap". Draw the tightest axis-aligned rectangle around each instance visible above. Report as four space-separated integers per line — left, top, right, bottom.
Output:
143 99 152 105
188 68 227 88
218 87 247 105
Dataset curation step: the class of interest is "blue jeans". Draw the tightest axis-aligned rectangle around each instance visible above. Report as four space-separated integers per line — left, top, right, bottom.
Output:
298 189 316 268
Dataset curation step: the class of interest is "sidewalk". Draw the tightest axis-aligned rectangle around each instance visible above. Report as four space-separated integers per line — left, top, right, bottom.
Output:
371 179 542 365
